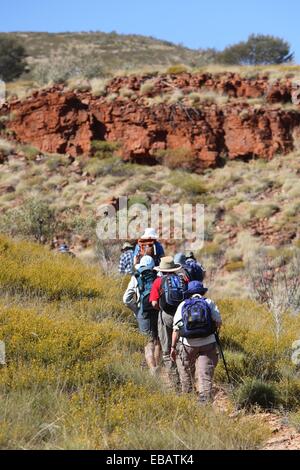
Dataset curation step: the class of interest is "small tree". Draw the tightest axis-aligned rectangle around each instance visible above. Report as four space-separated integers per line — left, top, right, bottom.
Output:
248 250 300 342
0 37 27 81
0 199 57 243
218 34 294 65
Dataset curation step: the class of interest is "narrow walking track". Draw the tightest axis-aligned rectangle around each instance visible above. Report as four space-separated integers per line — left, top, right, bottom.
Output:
212 387 300 450
262 414 300 450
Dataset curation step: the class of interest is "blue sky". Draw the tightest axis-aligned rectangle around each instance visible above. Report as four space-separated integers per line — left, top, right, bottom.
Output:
1 0 299 62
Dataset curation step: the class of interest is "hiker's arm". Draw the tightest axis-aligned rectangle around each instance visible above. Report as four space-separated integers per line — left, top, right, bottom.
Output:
149 278 161 310
118 254 124 273
151 300 159 310
170 331 180 362
133 244 140 266
123 278 138 313
209 301 222 331
170 303 183 362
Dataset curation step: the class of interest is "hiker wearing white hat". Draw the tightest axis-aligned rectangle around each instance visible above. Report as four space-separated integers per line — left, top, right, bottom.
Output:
123 255 161 375
133 228 165 267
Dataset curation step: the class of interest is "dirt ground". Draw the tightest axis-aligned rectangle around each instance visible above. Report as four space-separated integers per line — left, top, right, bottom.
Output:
212 386 300 450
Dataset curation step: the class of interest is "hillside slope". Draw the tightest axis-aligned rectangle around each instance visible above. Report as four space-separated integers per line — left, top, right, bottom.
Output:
1 236 300 449
0 133 299 298
0 31 214 80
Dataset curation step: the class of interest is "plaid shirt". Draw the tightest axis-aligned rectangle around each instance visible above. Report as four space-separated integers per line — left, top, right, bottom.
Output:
118 250 134 274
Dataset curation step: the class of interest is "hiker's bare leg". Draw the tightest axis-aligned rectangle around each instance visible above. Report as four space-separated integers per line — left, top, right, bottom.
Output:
158 311 180 390
154 339 161 367
145 341 156 369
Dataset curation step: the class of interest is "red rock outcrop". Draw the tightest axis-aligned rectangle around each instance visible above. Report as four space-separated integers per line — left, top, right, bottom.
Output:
1 73 300 169
3 88 95 156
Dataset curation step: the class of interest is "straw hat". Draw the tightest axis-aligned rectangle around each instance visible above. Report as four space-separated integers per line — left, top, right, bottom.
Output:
154 256 181 273
121 242 134 251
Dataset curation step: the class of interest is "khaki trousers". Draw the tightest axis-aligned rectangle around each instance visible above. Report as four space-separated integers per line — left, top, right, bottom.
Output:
177 342 218 402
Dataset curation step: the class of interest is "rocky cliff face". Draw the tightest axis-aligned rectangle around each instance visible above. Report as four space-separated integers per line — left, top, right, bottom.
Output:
2 73 300 169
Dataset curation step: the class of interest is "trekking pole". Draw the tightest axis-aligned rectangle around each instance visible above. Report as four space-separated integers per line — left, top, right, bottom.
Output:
215 331 231 384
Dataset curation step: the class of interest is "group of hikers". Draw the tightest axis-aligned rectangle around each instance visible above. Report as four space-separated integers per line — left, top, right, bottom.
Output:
120 227 223 404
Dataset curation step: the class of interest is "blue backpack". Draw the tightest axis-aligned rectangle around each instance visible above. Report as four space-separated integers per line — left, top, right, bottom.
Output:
160 274 187 315
135 267 157 318
184 260 205 282
180 297 215 338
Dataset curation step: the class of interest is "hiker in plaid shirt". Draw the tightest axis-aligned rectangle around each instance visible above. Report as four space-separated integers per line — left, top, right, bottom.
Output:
118 242 134 274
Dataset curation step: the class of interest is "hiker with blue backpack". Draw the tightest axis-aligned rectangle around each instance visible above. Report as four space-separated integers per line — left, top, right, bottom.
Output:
170 281 222 403
150 256 188 389
123 255 161 375
174 252 206 282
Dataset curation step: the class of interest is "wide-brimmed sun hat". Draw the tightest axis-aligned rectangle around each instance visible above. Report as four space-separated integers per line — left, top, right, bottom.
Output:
140 228 159 239
121 242 134 251
187 280 208 296
135 255 155 270
154 256 181 273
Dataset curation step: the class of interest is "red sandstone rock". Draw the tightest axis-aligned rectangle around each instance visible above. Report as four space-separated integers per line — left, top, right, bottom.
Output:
1 74 300 170
5 88 93 156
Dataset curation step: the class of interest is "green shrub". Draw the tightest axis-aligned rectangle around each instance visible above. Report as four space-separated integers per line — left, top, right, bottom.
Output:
67 78 91 92
140 79 156 95
156 148 196 170
234 379 279 410
290 410 300 432
0 138 14 156
90 78 108 97
167 89 184 105
199 242 222 257
91 140 120 159
138 180 162 192
294 240 300 249
0 37 27 81
166 64 188 74
251 203 280 220
225 261 245 272
119 87 135 99
21 145 41 161
128 194 149 208
169 172 207 195
46 154 69 171
84 156 123 177
276 377 300 410
215 350 247 383
0 199 57 242
188 91 229 106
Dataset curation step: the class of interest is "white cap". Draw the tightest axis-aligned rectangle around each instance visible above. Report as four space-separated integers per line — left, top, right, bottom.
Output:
141 228 159 239
135 255 155 270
